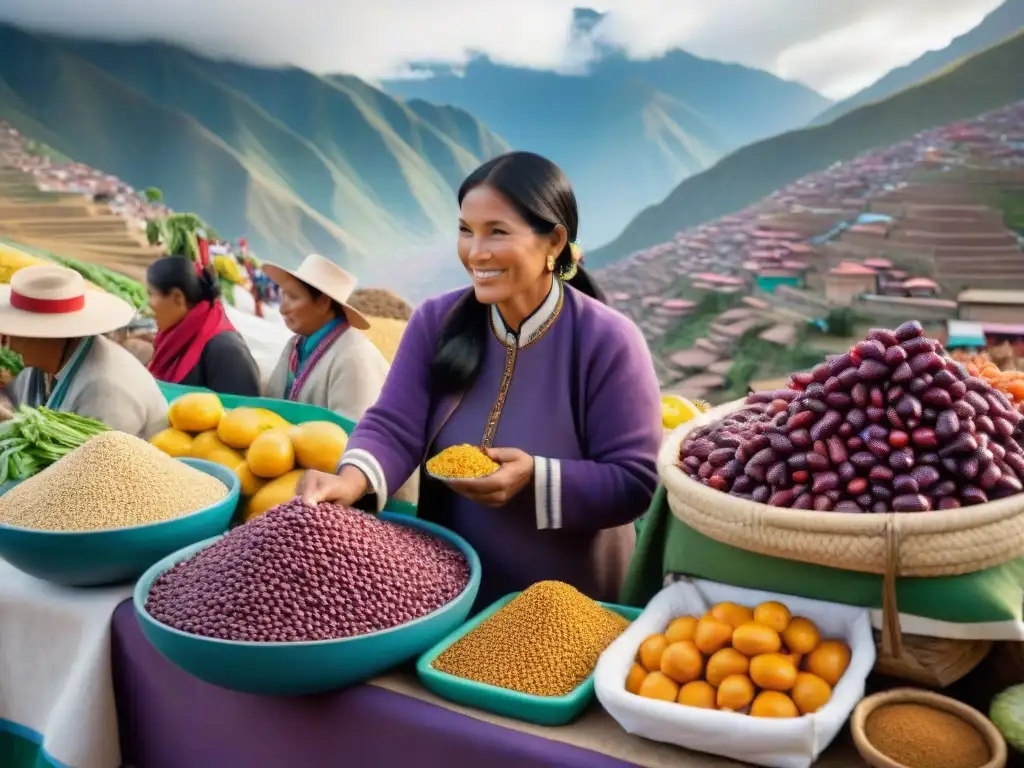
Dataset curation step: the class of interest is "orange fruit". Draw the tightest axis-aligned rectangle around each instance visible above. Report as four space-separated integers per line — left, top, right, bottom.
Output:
660 641 704 685
782 617 821 655
749 653 798 691
716 674 755 711
706 647 750 687
637 671 679 702
783 651 803 669
625 663 647 695
677 680 717 709
732 622 782 657
750 691 799 718
694 616 733 655
792 672 832 715
664 616 699 644
804 640 851 686
638 634 669 672
753 601 792 633
710 601 754 629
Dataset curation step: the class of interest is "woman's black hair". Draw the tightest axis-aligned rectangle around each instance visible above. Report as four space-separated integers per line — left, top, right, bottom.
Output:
429 151 606 394
304 285 344 318
146 255 220 306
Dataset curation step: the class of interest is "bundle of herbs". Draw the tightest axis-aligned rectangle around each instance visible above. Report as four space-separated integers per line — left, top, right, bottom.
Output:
0 406 109 484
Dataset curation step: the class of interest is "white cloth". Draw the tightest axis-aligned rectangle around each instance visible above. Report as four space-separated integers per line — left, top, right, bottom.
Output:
0 559 130 768
594 578 875 768
223 305 290 389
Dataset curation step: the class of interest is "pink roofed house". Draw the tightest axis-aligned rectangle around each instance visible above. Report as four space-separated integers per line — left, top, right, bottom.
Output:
825 262 878 306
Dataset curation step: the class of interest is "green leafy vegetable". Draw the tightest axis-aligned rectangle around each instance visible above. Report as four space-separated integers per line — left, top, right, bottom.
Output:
0 348 24 376
0 406 110 483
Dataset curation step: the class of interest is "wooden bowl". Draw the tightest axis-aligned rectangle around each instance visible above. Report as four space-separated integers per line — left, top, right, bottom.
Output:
851 688 1007 768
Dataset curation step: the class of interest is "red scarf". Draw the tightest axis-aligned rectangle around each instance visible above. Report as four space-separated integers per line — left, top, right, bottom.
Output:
149 300 236 384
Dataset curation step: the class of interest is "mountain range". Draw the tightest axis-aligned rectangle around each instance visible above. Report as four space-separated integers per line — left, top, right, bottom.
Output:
0 23 509 287
383 9 831 245
812 0 1024 126
1 5 1023 290
589 25 1024 267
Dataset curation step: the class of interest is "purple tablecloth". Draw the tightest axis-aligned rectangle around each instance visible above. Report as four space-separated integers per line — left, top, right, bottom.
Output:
111 600 636 768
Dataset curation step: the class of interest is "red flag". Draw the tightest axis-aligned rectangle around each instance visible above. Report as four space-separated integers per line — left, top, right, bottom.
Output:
197 237 211 269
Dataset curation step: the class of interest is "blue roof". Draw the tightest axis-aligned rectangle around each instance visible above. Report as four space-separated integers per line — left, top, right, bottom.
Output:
855 213 893 224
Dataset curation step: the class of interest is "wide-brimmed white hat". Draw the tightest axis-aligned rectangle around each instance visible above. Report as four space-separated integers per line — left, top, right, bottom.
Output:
262 254 370 330
0 265 136 339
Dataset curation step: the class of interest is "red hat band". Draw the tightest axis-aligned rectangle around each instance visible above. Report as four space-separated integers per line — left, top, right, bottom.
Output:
10 290 86 314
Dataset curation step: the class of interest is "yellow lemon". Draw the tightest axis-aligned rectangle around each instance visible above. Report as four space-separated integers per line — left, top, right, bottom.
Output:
661 394 702 430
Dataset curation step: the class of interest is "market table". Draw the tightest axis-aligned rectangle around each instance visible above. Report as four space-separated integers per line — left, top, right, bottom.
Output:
0 559 128 768
110 601 862 768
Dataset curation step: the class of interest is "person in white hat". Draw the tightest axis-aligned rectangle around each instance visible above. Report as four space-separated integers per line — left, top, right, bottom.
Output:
0 265 168 439
263 254 389 422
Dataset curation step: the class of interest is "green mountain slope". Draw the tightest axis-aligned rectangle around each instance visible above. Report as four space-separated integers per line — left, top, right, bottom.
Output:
590 29 1024 267
384 9 829 244
811 0 1024 126
0 25 508 274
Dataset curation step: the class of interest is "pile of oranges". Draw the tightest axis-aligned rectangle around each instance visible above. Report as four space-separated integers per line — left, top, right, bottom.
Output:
625 600 851 718
957 355 1024 412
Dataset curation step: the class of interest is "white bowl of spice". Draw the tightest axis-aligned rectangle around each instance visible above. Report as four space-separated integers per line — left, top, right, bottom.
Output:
851 688 1007 768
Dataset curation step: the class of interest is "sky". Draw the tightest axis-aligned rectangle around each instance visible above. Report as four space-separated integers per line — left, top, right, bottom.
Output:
0 0 1007 99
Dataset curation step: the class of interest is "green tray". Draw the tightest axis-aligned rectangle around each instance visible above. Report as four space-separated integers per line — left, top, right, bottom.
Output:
157 381 416 517
416 591 642 726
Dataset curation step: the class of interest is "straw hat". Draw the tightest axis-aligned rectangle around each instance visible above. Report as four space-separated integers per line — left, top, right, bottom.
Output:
262 254 370 330
0 265 136 339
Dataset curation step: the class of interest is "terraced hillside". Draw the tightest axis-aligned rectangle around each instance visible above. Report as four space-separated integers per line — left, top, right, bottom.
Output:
0 166 161 281
0 24 509 277
591 28 1024 267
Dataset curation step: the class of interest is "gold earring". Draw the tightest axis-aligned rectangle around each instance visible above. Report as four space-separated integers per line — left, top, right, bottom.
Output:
546 255 556 272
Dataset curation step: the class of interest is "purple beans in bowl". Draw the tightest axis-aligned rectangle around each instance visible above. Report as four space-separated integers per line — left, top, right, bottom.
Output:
133 502 480 695
678 324 1024 513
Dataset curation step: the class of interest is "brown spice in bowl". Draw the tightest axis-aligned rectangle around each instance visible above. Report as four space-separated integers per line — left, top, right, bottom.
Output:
865 702 991 768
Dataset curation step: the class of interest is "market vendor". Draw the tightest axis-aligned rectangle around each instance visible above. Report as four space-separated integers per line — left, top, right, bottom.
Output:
1 264 168 438
147 255 261 396
299 151 662 606
263 254 389 422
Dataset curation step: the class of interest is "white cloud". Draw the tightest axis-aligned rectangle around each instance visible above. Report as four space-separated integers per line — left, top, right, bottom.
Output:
0 0 1007 99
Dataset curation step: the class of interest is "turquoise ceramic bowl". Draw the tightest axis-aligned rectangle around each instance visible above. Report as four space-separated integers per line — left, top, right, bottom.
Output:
0 458 239 587
417 592 641 726
133 513 482 696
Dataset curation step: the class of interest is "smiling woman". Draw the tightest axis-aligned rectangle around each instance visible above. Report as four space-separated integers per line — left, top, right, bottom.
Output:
299 151 662 609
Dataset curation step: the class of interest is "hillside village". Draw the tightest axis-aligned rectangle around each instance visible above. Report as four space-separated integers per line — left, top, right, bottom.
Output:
598 99 1024 400
0 122 169 280
1 98 1024 406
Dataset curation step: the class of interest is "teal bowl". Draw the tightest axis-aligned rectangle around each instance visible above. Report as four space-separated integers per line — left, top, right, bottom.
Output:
0 458 239 587
133 513 481 696
417 592 641 726
0 480 22 496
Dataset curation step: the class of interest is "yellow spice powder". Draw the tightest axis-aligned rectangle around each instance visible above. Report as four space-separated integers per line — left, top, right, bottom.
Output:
426 444 499 479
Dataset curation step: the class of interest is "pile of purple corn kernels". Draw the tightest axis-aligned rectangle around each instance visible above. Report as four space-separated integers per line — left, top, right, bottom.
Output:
679 322 1024 512
145 501 470 642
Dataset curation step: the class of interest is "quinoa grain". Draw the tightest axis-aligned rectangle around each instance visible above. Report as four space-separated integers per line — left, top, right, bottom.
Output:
433 581 629 697
426 444 499 479
0 432 229 532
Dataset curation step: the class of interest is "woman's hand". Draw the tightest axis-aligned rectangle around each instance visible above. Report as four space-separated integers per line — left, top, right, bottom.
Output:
447 447 534 508
297 467 367 507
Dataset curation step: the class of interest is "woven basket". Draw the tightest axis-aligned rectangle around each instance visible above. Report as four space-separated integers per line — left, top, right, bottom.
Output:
872 630 992 687
661 398 1011 686
659 399 1024 578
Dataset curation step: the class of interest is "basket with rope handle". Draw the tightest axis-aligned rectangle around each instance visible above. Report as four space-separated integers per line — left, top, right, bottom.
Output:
659 399 1015 685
